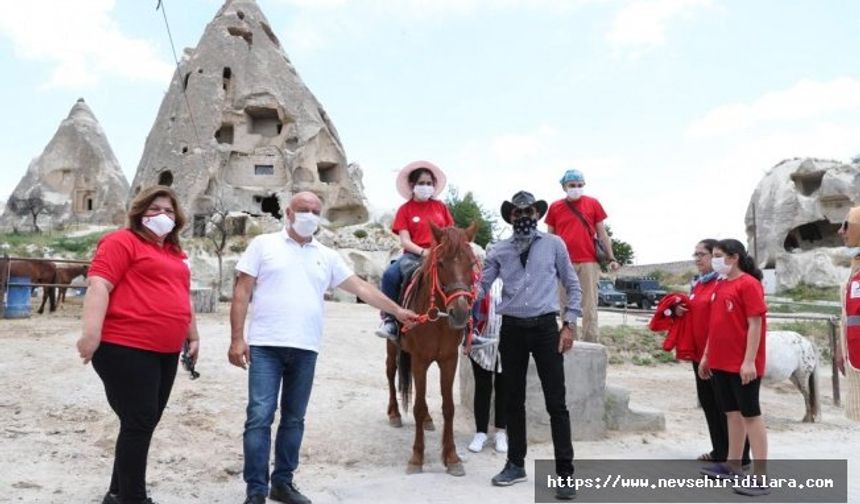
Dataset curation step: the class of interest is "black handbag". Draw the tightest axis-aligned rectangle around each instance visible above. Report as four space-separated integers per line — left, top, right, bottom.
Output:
564 199 610 265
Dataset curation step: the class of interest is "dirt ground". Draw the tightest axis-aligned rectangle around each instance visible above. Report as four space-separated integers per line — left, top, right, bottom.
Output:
1 300 858 503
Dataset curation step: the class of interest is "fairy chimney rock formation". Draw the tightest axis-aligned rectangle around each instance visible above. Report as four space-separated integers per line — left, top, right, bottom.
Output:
746 157 860 289
0 98 129 230
131 0 368 231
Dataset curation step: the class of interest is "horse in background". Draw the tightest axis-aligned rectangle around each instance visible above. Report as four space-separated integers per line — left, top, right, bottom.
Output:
0 258 58 314
55 264 89 307
385 223 479 476
764 330 820 423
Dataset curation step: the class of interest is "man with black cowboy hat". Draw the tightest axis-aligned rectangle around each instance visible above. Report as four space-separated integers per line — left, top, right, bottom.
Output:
479 190 582 500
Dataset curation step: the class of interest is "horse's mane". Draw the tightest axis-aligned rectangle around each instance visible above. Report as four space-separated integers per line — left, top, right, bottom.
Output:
431 227 471 263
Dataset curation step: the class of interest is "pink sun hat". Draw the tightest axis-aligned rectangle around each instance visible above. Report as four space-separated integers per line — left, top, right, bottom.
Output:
396 160 447 200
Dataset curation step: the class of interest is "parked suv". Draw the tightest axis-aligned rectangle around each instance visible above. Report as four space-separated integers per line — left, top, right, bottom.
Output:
597 279 627 307
614 277 667 310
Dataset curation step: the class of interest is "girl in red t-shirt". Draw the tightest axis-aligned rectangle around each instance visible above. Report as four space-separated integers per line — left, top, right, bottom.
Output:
376 161 454 339
698 239 769 496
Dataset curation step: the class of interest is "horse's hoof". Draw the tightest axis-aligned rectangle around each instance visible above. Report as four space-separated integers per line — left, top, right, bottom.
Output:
406 463 423 474
423 419 436 431
446 462 465 477
389 417 403 428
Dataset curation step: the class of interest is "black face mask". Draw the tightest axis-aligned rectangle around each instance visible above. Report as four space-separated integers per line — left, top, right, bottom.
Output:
513 216 538 236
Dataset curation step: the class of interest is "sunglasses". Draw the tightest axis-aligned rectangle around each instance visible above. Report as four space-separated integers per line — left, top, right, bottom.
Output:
692 252 710 259
512 207 537 218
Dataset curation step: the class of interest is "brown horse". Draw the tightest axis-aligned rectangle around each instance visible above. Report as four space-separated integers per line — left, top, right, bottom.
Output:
55 264 89 306
0 258 58 314
385 223 479 476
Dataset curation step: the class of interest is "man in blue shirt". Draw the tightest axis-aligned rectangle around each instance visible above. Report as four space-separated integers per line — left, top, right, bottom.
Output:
480 190 582 501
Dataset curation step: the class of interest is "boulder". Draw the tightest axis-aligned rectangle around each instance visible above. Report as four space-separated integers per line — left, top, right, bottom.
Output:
774 248 851 290
746 157 860 288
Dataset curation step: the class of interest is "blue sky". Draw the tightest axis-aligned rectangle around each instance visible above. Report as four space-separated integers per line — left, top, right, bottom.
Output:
1 0 858 263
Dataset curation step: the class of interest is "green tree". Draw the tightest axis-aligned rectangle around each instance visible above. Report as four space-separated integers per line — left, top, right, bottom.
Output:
445 186 495 248
606 224 634 267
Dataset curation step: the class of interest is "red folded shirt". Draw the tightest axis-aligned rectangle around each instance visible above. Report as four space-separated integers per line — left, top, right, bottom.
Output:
648 292 695 361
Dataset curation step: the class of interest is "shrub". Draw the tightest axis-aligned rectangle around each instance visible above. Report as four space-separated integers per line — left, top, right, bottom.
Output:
353 229 368 239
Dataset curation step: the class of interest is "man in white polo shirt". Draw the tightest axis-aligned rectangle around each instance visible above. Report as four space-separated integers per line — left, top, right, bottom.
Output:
229 192 417 504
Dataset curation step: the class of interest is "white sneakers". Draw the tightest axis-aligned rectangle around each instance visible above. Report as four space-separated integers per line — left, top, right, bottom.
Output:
494 431 508 453
468 431 508 453
468 432 487 453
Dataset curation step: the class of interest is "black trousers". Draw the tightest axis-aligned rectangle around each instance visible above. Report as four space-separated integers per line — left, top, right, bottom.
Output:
92 342 179 504
499 315 573 476
692 362 750 464
470 357 507 433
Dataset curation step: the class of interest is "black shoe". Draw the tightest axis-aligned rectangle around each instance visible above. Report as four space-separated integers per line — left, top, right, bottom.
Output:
556 485 577 500
101 493 119 504
491 461 528 486
270 481 312 504
243 495 266 504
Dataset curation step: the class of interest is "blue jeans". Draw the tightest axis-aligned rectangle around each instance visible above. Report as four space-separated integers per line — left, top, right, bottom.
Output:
380 253 421 311
243 345 317 497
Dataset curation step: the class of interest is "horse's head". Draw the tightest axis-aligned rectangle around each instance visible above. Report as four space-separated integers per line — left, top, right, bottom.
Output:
428 222 479 330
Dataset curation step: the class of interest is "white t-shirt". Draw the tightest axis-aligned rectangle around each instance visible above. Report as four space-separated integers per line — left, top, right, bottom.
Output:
235 230 353 352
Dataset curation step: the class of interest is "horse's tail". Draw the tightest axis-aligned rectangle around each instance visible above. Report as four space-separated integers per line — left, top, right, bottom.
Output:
810 354 820 421
398 347 412 412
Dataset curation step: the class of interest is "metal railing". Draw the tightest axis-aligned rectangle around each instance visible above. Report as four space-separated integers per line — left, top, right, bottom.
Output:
597 306 842 407
2 255 91 312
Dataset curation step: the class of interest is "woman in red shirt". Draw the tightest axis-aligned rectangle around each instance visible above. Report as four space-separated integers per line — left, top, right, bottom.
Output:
376 161 454 338
76 185 200 504
698 239 769 496
678 239 750 466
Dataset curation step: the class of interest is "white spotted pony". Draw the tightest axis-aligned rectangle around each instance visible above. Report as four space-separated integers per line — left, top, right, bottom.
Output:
764 331 820 422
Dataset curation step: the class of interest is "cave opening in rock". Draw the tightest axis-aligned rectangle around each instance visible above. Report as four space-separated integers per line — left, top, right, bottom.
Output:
215 124 234 144
222 67 232 93
317 162 339 183
783 219 842 252
253 194 282 219
246 106 282 137
158 171 174 187
790 171 825 196
227 26 253 45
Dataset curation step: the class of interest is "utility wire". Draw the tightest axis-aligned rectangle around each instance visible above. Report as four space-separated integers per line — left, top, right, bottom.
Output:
156 0 203 151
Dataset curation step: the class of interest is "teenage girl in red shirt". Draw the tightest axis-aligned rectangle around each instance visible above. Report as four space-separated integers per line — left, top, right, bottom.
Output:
698 239 769 496
376 161 454 339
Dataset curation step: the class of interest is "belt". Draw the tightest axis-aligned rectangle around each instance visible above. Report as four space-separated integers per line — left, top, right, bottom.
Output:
502 313 558 327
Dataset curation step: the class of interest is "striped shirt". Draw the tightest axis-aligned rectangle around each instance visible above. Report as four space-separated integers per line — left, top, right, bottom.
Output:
479 231 582 323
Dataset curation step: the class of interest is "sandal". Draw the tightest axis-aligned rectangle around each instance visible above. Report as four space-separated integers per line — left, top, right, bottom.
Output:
697 452 715 461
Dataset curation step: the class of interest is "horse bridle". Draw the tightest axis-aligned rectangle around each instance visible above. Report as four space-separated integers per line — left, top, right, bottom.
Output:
403 243 481 329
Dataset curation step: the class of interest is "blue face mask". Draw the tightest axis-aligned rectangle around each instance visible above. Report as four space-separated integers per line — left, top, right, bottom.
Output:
847 247 860 258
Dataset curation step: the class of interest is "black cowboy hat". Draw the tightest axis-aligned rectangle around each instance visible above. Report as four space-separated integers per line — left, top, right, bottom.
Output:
500 190 548 224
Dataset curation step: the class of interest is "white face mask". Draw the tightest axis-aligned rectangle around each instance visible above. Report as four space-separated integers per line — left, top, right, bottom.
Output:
566 187 584 200
291 211 320 238
413 185 435 201
711 256 732 276
142 213 176 238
